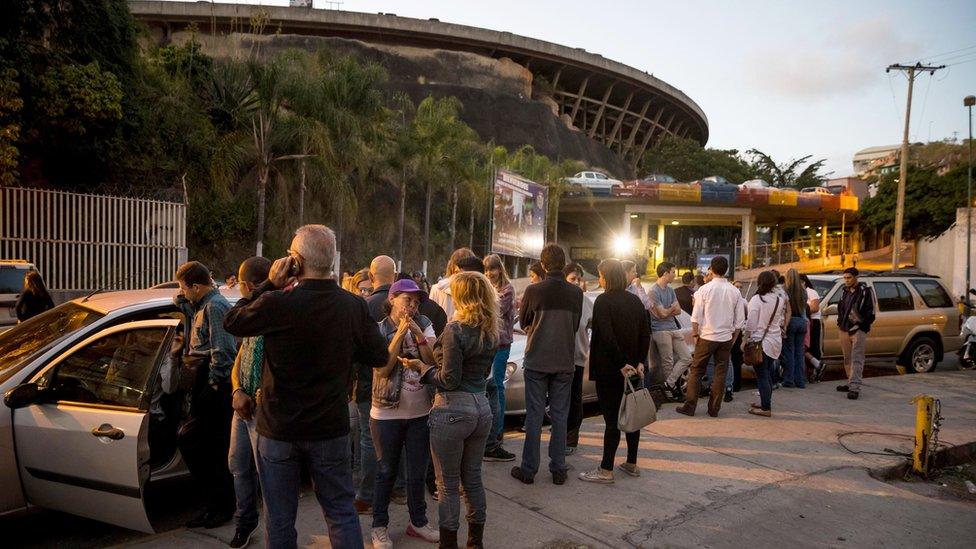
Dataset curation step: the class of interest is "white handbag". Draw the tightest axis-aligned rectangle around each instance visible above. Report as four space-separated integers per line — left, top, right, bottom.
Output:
618 376 656 433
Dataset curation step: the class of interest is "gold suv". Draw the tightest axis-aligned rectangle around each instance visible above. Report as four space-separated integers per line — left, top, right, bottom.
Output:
811 272 963 373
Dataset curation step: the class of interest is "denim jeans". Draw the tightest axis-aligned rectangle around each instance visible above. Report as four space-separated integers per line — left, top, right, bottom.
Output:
355 401 376 503
256 435 362 549
428 392 492 531
782 316 809 388
370 416 430 529
489 346 512 442
755 353 774 411
229 413 260 531
705 356 734 391
567 365 585 447
520 369 573 477
485 377 502 453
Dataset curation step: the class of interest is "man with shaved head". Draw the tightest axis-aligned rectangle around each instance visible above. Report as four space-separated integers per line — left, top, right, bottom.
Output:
367 255 396 321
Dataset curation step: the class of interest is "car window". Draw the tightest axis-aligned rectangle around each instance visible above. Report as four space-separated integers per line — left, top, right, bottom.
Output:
874 282 914 312
828 287 843 306
811 279 836 299
595 173 607 180
910 279 953 308
585 173 595 179
0 267 28 294
40 327 169 409
0 303 105 384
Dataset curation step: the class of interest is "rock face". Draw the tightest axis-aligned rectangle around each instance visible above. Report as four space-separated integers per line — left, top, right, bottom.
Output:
173 31 633 179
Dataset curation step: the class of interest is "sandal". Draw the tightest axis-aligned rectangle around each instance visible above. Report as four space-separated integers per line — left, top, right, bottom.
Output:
748 408 771 417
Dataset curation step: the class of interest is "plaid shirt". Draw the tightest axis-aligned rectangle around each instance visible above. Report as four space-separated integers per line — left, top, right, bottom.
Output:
175 289 237 385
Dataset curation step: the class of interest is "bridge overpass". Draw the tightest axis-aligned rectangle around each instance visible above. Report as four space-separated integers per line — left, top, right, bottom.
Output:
557 183 860 273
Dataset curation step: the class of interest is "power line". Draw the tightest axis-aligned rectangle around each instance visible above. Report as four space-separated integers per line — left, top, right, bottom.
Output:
919 43 976 61
914 72 935 141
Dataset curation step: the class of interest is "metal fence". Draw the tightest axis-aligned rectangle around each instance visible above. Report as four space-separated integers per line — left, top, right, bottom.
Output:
0 187 187 292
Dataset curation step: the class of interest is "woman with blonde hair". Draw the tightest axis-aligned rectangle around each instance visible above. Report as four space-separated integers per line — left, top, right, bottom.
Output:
782 268 808 388
343 268 372 298
483 254 516 461
403 271 498 549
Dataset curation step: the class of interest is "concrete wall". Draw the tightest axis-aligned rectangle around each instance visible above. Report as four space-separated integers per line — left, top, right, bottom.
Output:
917 208 976 299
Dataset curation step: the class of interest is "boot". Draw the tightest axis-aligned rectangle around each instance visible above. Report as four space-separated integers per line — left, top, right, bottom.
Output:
466 522 485 549
439 527 459 549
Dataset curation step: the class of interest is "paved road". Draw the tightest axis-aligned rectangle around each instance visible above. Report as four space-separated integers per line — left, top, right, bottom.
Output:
3 358 971 548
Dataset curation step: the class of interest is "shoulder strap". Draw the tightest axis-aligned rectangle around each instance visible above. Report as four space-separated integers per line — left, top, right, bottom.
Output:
759 296 779 340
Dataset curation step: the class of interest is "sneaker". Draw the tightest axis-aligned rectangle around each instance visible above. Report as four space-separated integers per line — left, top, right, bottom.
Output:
371 527 393 549
565 446 577 456
814 360 827 382
354 499 372 515
186 511 210 529
229 525 257 548
391 488 407 505
510 466 534 484
771 382 782 390
578 468 614 484
782 381 796 388
836 384 849 392
552 469 568 485
748 408 771 417
483 447 516 462
664 382 683 401
723 389 734 402
406 523 440 543
847 391 859 400
617 462 640 477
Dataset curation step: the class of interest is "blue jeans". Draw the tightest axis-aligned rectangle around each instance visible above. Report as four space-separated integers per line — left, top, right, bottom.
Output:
755 353 774 411
355 401 376 503
371 416 430 529
228 413 260 531
429 392 493 531
256 435 362 549
486 346 511 451
705 356 733 391
519 369 573 477
782 316 809 388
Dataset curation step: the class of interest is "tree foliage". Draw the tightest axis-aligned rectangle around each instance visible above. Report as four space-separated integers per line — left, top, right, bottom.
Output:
640 135 754 183
860 165 970 238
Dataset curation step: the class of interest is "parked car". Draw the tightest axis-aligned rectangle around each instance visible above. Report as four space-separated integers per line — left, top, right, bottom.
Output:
800 187 832 195
739 179 771 190
810 271 962 373
702 175 735 185
563 171 623 196
0 287 239 532
0 260 37 330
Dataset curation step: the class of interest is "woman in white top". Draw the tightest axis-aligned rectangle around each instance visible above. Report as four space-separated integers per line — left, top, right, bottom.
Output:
745 271 787 417
371 279 440 547
800 274 825 381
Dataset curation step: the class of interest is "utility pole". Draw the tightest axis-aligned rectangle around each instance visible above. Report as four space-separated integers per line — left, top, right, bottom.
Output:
886 63 944 271
965 95 974 300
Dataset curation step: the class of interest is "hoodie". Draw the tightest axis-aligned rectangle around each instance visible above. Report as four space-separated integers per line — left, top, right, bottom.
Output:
430 276 456 320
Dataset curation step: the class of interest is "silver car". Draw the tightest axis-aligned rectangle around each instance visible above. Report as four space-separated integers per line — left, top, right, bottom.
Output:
0 288 240 532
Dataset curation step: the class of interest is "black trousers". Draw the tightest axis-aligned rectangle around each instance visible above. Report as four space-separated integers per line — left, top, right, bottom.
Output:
178 381 235 514
595 377 640 471
730 333 744 392
566 365 585 447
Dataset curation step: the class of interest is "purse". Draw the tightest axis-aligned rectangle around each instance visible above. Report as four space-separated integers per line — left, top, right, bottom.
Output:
743 296 778 367
618 376 656 433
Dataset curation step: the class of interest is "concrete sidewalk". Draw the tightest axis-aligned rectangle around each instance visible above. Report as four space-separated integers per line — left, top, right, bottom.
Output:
120 371 976 549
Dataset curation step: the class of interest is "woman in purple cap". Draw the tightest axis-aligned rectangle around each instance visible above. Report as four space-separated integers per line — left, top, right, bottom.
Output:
370 279 440 548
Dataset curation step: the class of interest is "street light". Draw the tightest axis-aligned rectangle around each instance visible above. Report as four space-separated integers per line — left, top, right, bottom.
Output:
965 95 974 300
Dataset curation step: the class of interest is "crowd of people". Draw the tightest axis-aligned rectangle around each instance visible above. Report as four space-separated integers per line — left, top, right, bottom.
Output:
167 223 876 549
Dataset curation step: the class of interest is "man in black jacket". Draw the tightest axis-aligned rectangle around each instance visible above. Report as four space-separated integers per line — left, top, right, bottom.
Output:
511 244 582 486
836 267 875 400
224 224 388 549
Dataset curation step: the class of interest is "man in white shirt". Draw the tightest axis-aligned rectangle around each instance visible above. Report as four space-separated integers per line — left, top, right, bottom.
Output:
676 256 745 418
429 247 475 318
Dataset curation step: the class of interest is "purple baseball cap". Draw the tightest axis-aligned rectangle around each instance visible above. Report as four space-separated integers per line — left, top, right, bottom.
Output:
388 278 428 301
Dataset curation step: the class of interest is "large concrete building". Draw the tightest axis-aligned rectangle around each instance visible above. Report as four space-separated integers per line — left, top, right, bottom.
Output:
130 1 708 177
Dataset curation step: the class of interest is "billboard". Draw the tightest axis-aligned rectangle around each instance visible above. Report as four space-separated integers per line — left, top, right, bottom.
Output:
491 170 548 258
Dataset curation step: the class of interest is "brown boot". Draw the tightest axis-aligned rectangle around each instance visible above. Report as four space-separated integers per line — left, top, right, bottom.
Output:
466 522 485 549
439 527 459 549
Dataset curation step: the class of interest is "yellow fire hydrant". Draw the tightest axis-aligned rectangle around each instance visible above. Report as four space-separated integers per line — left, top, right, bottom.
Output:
911 394 935 475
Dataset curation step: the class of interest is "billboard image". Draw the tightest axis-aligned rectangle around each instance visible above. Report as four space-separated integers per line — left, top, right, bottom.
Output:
491 170 548 258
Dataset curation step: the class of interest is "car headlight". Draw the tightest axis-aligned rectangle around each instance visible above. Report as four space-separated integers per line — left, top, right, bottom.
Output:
504 361 518 383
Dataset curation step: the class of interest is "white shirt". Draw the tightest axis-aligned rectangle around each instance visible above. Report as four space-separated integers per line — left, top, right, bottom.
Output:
430 276 455 319
574 294 594 366
627 280 651 310
747 293 787 359
806 287 822 320
691 278 746 342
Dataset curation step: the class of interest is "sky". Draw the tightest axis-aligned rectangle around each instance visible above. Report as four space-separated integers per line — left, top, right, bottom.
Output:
194 0 976 178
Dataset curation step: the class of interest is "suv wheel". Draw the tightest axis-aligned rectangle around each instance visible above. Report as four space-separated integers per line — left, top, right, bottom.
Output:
903 336 939 373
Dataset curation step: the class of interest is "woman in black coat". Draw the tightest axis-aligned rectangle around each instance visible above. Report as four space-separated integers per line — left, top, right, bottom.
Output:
15 271 54 322
579 259 651 484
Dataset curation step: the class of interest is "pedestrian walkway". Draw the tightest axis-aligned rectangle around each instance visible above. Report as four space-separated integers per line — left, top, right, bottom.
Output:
118 371 976 549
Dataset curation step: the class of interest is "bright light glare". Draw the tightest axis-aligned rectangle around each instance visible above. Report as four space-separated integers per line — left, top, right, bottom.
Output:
612 234 633 257
671 220 680 225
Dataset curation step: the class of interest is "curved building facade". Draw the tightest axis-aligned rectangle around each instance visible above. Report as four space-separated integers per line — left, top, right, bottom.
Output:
131 1 708 174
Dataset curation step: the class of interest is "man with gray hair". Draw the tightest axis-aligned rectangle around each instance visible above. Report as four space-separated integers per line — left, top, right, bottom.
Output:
225 224 388 549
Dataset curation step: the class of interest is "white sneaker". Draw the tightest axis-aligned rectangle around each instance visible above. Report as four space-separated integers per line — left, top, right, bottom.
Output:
578 467 614 484
406 522 440 543
372 527 393 549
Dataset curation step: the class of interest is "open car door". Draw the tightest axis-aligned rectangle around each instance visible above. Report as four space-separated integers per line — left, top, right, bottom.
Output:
12 319 179 533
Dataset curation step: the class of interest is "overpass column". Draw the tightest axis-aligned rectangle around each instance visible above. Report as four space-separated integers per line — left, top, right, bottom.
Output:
656 223 666 267
741 214 755 268
821 217 829 260
639 217 649 265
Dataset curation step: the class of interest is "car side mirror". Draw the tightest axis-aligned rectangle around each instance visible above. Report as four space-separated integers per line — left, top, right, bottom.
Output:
823 304 838 316
4 382 40 409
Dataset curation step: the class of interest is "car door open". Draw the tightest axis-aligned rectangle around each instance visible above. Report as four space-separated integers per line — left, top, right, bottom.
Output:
11 319 179 533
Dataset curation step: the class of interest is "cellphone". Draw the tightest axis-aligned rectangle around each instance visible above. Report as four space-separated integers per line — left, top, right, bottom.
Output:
288 256 302 277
